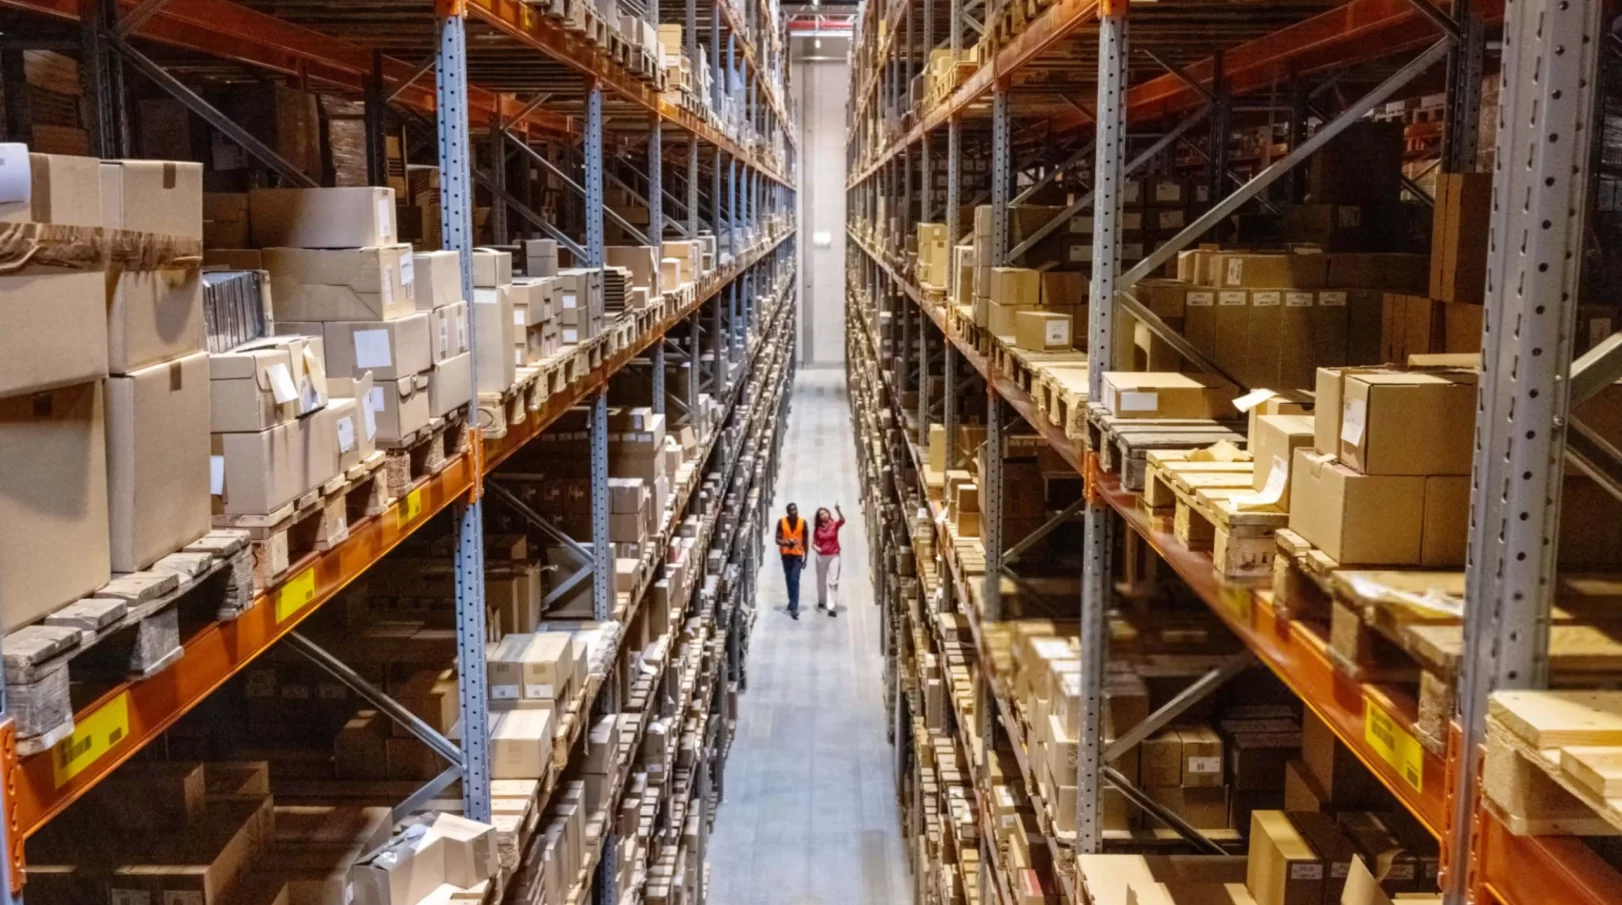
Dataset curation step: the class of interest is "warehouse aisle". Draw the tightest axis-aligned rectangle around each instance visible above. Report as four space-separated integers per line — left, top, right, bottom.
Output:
706 369 912 905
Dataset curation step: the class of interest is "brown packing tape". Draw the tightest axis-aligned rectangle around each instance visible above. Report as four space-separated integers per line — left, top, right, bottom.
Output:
163 162 177 189
0 222 105 273
170 359 184 390
0 223 201 274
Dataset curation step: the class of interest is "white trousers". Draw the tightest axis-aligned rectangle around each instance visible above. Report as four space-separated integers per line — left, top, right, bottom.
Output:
815 552 842 607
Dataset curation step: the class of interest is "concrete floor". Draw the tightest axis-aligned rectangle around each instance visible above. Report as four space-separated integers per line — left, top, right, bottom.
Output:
705 369 913 905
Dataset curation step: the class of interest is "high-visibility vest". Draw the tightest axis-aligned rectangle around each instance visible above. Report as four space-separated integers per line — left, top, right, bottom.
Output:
778 516 806 557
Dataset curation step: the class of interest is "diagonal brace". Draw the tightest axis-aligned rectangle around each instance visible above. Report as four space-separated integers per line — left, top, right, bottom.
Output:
1001 498 1085 567
485 479 594 563
1104 653 1254 760
470 168 588 261
286 632 462 764
505 132 652 247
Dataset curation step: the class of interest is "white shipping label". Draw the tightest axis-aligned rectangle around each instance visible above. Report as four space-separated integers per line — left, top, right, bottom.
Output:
1319 291 1347 307
267 362 299 404
456 311 469 351
1186 291 1215 307
1260 455 1289 500
1385 864 1416 881
1045 320 1069 346
1158 209 1184 230
1120 391 1159 412
367 385 386 419
438 317 450 354
1226 258 1244 286
1220 291 1247 307
400 254 415 288
337 416 356 453
376 197 394 242
345 883 356 905
1341 397 1367 446
1290 864 1325 881
491 684 520 700
1252 291 1282 307
1286 291 1314 308
382 264 396 307
524 684 555 699
562 293 579 309
1155 182 1181 202
514 310 527 327
1331 863 1351 879
210 455 225 495
363 398 377 440
0 143 31 205
352 329 394 369
1232 388 1278 413
1186 756 1221 774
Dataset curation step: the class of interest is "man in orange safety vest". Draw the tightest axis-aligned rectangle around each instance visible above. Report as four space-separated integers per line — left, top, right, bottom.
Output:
776 502 807 620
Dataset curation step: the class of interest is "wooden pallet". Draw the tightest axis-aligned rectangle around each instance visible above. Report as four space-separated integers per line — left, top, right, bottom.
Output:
4 531 250 747
1483 692 1622 836
381 407 469 500
1144 453 1284 577
1094 407 1248 492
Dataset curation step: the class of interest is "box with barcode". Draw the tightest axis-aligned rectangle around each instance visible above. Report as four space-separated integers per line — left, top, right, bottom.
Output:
1100 371 1236 420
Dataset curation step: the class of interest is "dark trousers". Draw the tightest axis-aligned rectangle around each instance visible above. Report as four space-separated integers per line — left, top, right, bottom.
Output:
781 553 805 613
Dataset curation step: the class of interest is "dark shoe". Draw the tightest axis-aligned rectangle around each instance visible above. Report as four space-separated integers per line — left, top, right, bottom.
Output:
816 603 827 612
828 608 838 618
790 610 800 620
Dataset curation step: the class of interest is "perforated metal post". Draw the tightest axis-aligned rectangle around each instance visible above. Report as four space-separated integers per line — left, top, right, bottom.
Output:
1446 0 1601 895
729 156 740 255
990 87 1010 264
1442 0 1484 173
944 340 959 468
1078 0 1128 854
649 121 663 254
585 84 605 267
590 391 611 618
436 0 490 823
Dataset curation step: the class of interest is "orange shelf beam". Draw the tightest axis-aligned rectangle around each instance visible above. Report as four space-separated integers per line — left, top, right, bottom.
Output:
0 0 572 138
1477 809 1622 905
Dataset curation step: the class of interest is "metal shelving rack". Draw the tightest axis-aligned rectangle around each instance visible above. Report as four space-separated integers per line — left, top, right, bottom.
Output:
842 0 1622 901
0 0 799 896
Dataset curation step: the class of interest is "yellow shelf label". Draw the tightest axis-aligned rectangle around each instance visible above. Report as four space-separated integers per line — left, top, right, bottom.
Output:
276 566 318 623
53 692 130 788
397 488 424 525
1364 701 1424 793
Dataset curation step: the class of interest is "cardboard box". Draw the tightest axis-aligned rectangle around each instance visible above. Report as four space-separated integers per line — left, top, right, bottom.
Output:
432 813 498 889
1288 812 1358 905
1421 475 1469 566
1014 311 1073 351
1250 415 1315 512
367 374 431 443
434 300 470 362
0 382 111 631
265 246 415 322
249 187 397 248
203 193 250 248
1288 449 1424 564
1429 173 1492 305
1145 786 1228 830
1101 372 1236 420
1180 723 1225 788
349 825 445 905
101 159 203 239
490 709 553 778
1338 371 1476 475
1247 810 1325 905
429 352 472 418
213 418 308 516
413 250 463 310
0 151 103 227
106 352 211 571
1215 252 1326 289
0 270 109 397
990 267 1042 307
317 314 433 381
473 286 518 393
209 345 302 433
473 248 513 288
327 396 374 471
488 633 574 703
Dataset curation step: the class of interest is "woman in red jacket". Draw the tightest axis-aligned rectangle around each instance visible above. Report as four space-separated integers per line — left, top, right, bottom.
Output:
812 504 846 617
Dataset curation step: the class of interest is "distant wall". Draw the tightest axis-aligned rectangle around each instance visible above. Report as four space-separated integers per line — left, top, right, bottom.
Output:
791 35 850 367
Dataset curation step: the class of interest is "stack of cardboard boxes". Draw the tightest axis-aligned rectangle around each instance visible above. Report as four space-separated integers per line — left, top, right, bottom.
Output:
1286 367 1475 566
472 248 519 395
0 152 217 633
